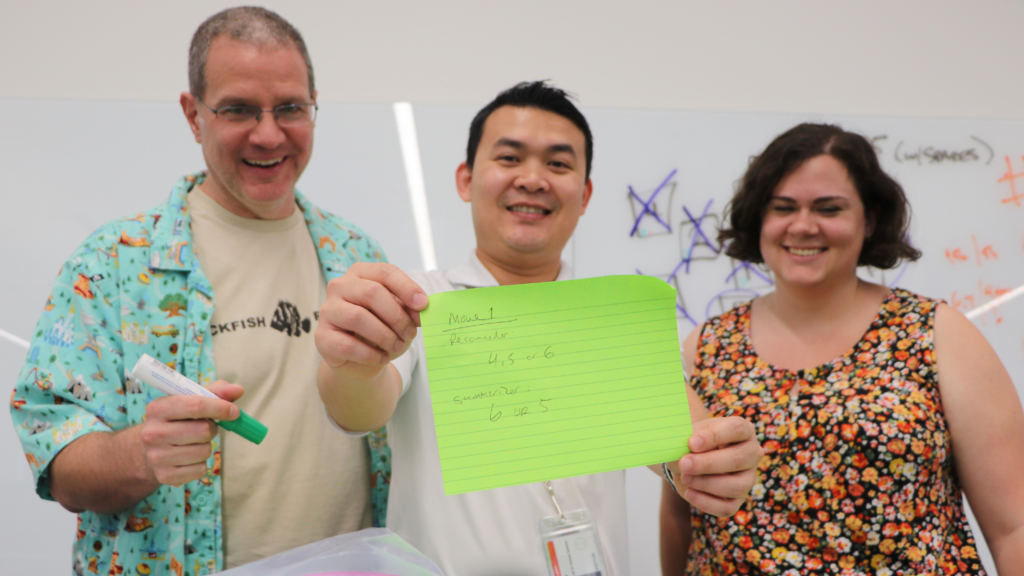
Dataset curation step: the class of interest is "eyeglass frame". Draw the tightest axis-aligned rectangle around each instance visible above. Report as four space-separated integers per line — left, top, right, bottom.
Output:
193 94 319 127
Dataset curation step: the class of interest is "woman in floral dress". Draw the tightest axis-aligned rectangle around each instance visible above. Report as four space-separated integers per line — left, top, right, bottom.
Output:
660 123 1024 575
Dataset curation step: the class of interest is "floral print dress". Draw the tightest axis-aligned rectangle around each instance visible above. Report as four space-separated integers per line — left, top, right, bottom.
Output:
687 289 985 575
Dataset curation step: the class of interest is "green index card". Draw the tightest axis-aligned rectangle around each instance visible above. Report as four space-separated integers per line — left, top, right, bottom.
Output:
420 274 692 495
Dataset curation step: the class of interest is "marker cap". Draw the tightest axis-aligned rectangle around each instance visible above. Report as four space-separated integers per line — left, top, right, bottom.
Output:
217 410 268 445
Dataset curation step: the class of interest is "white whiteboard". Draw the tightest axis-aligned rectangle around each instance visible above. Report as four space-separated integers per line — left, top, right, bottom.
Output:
4 101 1022 574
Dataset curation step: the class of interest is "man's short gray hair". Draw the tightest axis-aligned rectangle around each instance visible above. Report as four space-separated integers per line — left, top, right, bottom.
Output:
188 6 315 99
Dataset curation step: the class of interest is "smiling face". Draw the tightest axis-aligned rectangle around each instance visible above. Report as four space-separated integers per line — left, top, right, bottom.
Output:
456 105 592 269
760 154 872 290
181 37 315 219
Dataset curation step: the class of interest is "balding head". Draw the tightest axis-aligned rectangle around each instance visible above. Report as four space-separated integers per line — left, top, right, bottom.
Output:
188 6 315 99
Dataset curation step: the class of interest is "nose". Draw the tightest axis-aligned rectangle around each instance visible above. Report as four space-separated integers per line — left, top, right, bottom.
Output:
248 112 287 149
788 208 819 235
513 159 550 193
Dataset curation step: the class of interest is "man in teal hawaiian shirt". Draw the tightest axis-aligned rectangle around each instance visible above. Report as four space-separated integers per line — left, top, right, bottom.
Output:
10 8 390 575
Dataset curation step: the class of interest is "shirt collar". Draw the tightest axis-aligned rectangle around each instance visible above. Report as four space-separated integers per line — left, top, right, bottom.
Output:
150 173 326 273
444 250 574 288
149 173 204 272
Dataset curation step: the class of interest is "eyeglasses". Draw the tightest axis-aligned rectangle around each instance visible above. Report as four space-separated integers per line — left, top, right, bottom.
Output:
194 95 318 128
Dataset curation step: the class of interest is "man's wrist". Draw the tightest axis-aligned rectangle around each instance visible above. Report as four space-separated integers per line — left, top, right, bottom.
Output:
122 426 161 487
319 358 389 390
318 360 397 430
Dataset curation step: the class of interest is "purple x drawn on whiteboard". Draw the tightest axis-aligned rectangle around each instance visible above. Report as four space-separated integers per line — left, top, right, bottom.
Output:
724 260 774 287
676 303 699 327
635 265 700 327
679 199 721 275
636 199 722 299
629 169 677 236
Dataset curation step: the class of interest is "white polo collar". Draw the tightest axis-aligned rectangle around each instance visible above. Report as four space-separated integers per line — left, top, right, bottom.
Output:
444 251 574 289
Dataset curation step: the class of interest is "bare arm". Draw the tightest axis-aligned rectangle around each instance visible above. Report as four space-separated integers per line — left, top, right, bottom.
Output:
934 304 1024 569
660 478 692 576
49 381 242 514
316 262 427 432
318 362 404 432
649 323 764 518
50 426 157 514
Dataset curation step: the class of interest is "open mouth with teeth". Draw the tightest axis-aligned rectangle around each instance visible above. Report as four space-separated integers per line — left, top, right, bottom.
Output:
507 205 552 216
243 157 285 168
786 246 827 256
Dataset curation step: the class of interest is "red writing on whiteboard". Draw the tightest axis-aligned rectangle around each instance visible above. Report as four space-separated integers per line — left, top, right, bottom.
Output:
945 235 998 265
997 156 1024 206
950 281 1011 325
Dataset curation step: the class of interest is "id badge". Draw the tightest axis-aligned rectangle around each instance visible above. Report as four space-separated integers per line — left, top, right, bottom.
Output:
540 509 607 576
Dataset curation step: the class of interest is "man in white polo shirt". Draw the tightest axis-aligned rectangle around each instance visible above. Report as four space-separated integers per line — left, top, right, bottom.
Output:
314 81 763 574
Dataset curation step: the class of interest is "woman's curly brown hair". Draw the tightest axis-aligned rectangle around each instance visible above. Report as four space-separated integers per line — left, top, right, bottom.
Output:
719 123 921 269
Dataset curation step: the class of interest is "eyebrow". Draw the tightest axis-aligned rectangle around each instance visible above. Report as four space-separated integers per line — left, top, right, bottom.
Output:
493 137 525 150
548 143 578 158
212 94 312 107
771 195 850 204
493 138 578 158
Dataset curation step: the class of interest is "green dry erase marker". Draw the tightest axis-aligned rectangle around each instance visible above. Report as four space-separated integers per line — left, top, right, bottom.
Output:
131 354 268 445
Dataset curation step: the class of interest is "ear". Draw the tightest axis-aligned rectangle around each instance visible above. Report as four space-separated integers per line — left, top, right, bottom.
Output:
180 92 202 143
865 210 877 238
579 178 594 215
455 162 473 203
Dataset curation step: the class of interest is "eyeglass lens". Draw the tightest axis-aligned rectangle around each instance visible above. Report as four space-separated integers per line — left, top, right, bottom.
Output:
216 104 316 127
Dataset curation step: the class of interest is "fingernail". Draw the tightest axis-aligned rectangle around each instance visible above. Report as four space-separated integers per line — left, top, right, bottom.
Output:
684 489 696 502
680 474 694 485
394 340 406 353
380 352 391 365
680 457 694 475
690 435 706 452
404 327 418 341
412 293 428 309
229 406 240 420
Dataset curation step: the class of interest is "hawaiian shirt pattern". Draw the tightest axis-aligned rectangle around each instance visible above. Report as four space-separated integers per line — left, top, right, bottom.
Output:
10 173 391 576
688 289 984 575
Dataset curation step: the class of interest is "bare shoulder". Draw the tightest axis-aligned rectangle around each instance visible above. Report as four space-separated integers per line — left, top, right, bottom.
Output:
933 301 991 356
932 301 1015 402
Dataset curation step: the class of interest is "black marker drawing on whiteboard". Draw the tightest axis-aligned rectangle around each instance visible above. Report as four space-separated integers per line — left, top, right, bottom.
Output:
893 136 993 166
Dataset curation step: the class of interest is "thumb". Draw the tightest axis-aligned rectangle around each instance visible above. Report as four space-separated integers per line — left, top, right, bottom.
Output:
207 380 245 404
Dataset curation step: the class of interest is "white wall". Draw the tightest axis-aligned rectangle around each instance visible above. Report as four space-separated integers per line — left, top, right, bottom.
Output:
2 2 1021 574
3 1 1024 118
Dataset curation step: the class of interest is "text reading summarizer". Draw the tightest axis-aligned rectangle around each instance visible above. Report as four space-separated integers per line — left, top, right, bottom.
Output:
420 275 692 495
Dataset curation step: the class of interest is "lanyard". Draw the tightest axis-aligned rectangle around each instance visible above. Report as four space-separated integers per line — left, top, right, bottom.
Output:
544 481 567 524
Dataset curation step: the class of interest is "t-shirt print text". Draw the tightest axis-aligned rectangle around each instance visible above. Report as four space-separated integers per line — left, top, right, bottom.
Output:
210 301 320 337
